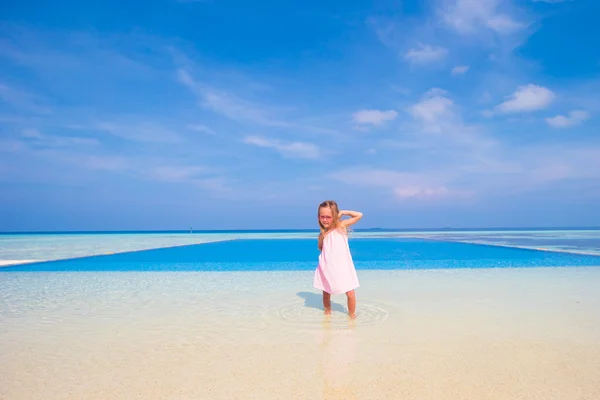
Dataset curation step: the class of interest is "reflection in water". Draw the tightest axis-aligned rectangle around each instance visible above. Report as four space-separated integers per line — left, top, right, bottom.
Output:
320 316 359 399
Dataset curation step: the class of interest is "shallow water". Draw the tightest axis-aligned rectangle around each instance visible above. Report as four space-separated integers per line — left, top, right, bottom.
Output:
392 229 600 256
2 231 600 398
3 237 600 272
2 228 600 266
2 268 600 399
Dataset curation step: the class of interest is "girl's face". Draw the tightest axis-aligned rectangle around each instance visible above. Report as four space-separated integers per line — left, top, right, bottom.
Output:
319 206 334 229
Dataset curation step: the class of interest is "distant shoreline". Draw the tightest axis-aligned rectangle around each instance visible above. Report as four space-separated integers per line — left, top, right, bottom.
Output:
2 226 600 235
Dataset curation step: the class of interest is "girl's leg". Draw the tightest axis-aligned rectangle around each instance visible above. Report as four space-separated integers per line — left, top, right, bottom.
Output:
346 290 356 319
323 291 332 315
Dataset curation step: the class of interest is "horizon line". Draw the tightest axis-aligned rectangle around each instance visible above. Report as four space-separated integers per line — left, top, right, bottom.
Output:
2 226 600 234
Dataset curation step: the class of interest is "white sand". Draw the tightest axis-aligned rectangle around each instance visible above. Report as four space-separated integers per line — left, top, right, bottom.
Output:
1 267 600 399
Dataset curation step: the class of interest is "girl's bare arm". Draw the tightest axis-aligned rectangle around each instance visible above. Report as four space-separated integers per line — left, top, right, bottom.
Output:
339 210 363 227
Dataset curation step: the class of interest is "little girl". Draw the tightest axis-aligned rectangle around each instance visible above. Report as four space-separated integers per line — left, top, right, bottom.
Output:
313 200 363 319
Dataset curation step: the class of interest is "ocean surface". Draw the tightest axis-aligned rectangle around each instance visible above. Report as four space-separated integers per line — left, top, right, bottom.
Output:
2 229 600 399
2 227 600 268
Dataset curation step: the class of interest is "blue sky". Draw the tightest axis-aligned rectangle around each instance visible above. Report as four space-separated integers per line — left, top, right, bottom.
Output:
1 0 599 231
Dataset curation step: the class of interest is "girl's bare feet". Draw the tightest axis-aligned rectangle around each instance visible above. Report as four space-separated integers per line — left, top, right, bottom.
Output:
322 291 332 316
349 313 357 320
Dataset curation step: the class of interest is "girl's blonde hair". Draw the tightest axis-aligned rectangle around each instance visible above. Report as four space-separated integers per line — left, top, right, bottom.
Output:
317 200 347 235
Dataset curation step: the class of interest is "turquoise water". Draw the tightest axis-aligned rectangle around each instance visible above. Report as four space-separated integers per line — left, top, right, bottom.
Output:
2 236 600 271
407 229 600 255
1 229 600 269
2 230 600 399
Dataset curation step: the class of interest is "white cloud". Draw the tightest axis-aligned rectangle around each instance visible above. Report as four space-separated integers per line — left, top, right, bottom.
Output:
495 84 555 113
409 92 455 133
411 96 453 122
404 44 448 65
352 109 398 125
394 88 499 179
439 0 525 35
244 136 320 159
546 110 590 128
451 65 470 75
331 84 600 203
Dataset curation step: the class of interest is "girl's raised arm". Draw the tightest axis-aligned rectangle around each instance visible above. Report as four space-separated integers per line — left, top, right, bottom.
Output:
339 210 363 227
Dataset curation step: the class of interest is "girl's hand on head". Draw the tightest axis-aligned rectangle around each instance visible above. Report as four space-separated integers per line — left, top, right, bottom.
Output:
339 210 363 227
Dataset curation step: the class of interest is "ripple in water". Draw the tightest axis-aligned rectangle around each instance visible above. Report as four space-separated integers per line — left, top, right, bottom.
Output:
263 300 389 330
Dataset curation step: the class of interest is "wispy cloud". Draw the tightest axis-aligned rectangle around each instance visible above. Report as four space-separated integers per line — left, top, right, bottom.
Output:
2 5 599 229
394 186 471 200
177 68 289 127
546 110 590 128
20 128 99 148
176 67 337 137
438 0 526 36
4 133 233 191
404 44 448 65
451 65 470 75
244 135 320 159
495 84 555 113
352 109 398 126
